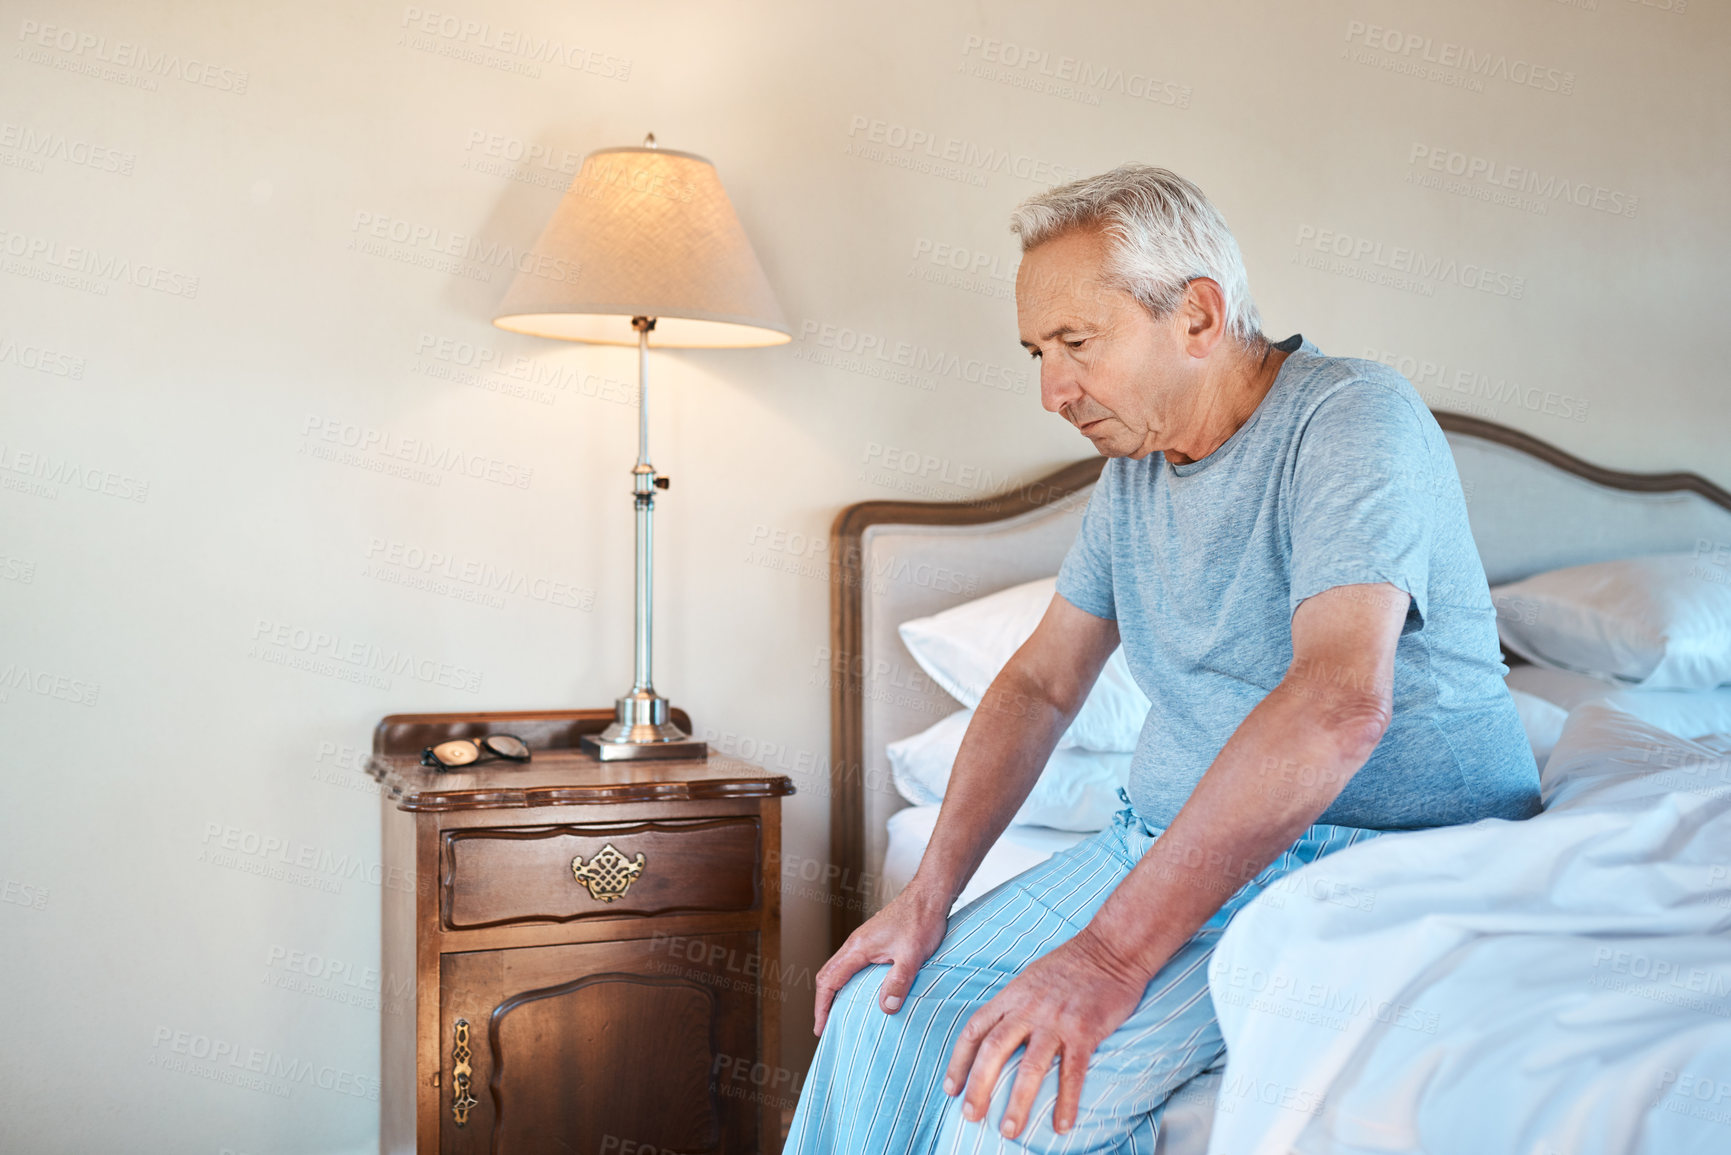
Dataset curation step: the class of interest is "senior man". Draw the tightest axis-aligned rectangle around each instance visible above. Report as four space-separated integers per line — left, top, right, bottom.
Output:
783 165 1539 1153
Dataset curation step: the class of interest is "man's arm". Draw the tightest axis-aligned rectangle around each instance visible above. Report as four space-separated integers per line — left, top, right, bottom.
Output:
812 592 1119 1033
944 581 1409 1138
1076 580 1406 977
904 593 1122 910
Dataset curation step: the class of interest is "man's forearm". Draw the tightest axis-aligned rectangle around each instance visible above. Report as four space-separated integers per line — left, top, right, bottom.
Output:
904 667 1076 909
1078 678 1387 981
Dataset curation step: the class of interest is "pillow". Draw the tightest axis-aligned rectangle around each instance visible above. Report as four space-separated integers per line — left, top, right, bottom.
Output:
897 576 1151 752
1507 687 1567 770
887 707 1132 831
1491 553 1731 691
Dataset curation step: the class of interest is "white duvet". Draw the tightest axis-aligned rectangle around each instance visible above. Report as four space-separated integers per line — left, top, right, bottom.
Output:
1207 704 1731 1154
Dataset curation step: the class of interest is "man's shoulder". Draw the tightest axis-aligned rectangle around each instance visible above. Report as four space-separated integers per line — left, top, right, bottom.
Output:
1284 347 1436 446
1286 345 1425 412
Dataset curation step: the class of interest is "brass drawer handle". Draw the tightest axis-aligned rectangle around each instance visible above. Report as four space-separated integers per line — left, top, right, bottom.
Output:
571 842 646 902
451 1018 477 1126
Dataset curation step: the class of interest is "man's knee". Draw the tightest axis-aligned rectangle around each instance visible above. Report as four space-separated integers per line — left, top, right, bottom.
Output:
842 961 890 995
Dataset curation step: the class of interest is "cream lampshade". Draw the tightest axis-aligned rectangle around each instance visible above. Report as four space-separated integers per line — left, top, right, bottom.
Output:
493 137 789 760
494 143 790 347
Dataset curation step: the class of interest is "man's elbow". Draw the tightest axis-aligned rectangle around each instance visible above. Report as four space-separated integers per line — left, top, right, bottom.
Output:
1317 693 1393 766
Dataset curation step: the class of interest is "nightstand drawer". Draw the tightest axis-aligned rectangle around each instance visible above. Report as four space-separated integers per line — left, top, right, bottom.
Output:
441 817 761 930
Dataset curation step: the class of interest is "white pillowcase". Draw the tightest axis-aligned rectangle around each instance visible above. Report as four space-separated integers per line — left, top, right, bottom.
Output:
1505 664 1731 741
897 576 1151 752
887 707 1132 831
1491 553 1731 691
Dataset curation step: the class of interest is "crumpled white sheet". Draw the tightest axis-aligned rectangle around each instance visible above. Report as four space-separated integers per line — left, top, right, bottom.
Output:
1206 704 1731 1154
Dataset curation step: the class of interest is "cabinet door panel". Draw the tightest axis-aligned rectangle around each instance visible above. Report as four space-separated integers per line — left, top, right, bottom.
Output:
440 934 760 1155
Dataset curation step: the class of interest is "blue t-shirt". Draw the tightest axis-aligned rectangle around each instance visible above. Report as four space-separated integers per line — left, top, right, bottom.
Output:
1056 335 1540 831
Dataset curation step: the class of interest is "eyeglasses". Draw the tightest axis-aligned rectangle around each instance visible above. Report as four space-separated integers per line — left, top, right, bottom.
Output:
420 733 532 771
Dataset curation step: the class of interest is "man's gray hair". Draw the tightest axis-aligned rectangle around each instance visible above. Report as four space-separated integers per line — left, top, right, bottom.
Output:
1009 164 1264 343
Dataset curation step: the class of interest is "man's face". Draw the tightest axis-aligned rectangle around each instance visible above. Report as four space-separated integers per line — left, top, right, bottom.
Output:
1015 227 1188 460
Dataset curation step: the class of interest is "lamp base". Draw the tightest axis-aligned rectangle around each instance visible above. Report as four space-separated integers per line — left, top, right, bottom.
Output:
579 690 708 762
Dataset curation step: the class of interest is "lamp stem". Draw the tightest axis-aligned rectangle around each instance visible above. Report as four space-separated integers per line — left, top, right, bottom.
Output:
632 317 654 696
578 317 706 760
637 319 650 465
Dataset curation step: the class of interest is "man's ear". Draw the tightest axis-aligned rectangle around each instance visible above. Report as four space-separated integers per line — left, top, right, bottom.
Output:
1177 278 1228 359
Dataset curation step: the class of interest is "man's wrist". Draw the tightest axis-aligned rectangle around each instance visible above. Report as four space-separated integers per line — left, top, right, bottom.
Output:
1074 918 1162 985
900 872 959 914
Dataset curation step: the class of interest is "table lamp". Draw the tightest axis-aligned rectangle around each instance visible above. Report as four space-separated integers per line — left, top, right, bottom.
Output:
494 134 790 760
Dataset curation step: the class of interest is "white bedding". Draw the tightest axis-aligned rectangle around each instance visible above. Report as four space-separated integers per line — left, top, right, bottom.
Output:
1506 662 1731 739
881 804 1091 913
1206 704 1731 1154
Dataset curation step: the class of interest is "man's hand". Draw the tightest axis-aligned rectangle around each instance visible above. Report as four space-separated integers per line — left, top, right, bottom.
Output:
941 928 1146 1139
813 885 950 1036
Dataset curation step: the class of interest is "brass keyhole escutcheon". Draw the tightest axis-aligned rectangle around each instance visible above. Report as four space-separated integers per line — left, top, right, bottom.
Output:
571 842 646 902
451 1018 477 1126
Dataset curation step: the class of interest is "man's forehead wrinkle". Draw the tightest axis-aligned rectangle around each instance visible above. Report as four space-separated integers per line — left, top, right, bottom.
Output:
1023 266 1108 297
1016 314 1088 347
1022 280 1121 326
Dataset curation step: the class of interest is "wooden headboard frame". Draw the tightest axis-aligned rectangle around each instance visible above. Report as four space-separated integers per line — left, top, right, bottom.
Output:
823 412 1731 952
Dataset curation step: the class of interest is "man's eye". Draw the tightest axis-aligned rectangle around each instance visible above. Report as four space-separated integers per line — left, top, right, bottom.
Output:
1066 338 1087 350
1027 349 1042 360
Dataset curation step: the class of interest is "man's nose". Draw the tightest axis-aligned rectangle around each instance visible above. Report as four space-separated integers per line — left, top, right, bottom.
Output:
1040 362 1083 415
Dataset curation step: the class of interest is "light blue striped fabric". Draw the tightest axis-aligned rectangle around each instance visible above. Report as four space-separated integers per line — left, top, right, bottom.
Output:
786 798 1383 1153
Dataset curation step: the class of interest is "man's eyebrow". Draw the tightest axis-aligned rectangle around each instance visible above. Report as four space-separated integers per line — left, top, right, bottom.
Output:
1021 325 1079 348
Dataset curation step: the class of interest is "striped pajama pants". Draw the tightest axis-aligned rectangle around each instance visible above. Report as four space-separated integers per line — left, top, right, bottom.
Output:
784 796 1383 1154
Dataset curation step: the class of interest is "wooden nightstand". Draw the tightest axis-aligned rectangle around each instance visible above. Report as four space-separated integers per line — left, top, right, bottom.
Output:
368 709 794 1155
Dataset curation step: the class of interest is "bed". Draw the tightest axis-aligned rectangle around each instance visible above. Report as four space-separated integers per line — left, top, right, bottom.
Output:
823 411 1731 1153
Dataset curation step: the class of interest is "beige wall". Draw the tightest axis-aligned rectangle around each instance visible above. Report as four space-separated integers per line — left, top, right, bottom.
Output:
1 0 1724 1150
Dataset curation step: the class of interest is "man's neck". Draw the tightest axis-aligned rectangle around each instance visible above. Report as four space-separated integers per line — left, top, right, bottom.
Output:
1162 340 1289 465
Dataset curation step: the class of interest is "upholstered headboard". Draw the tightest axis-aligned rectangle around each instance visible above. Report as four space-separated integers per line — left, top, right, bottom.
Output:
823 413 1731 951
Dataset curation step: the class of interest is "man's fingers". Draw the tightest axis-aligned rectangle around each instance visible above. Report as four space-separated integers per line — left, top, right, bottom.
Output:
815 937 929 1034
812 946 863 1036
962 1020 1029 1124
943 1005 997 1099
1000 1038 1059 1140
878 958 918 1013
812 980 836 1036
1053 1043 1090 1135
